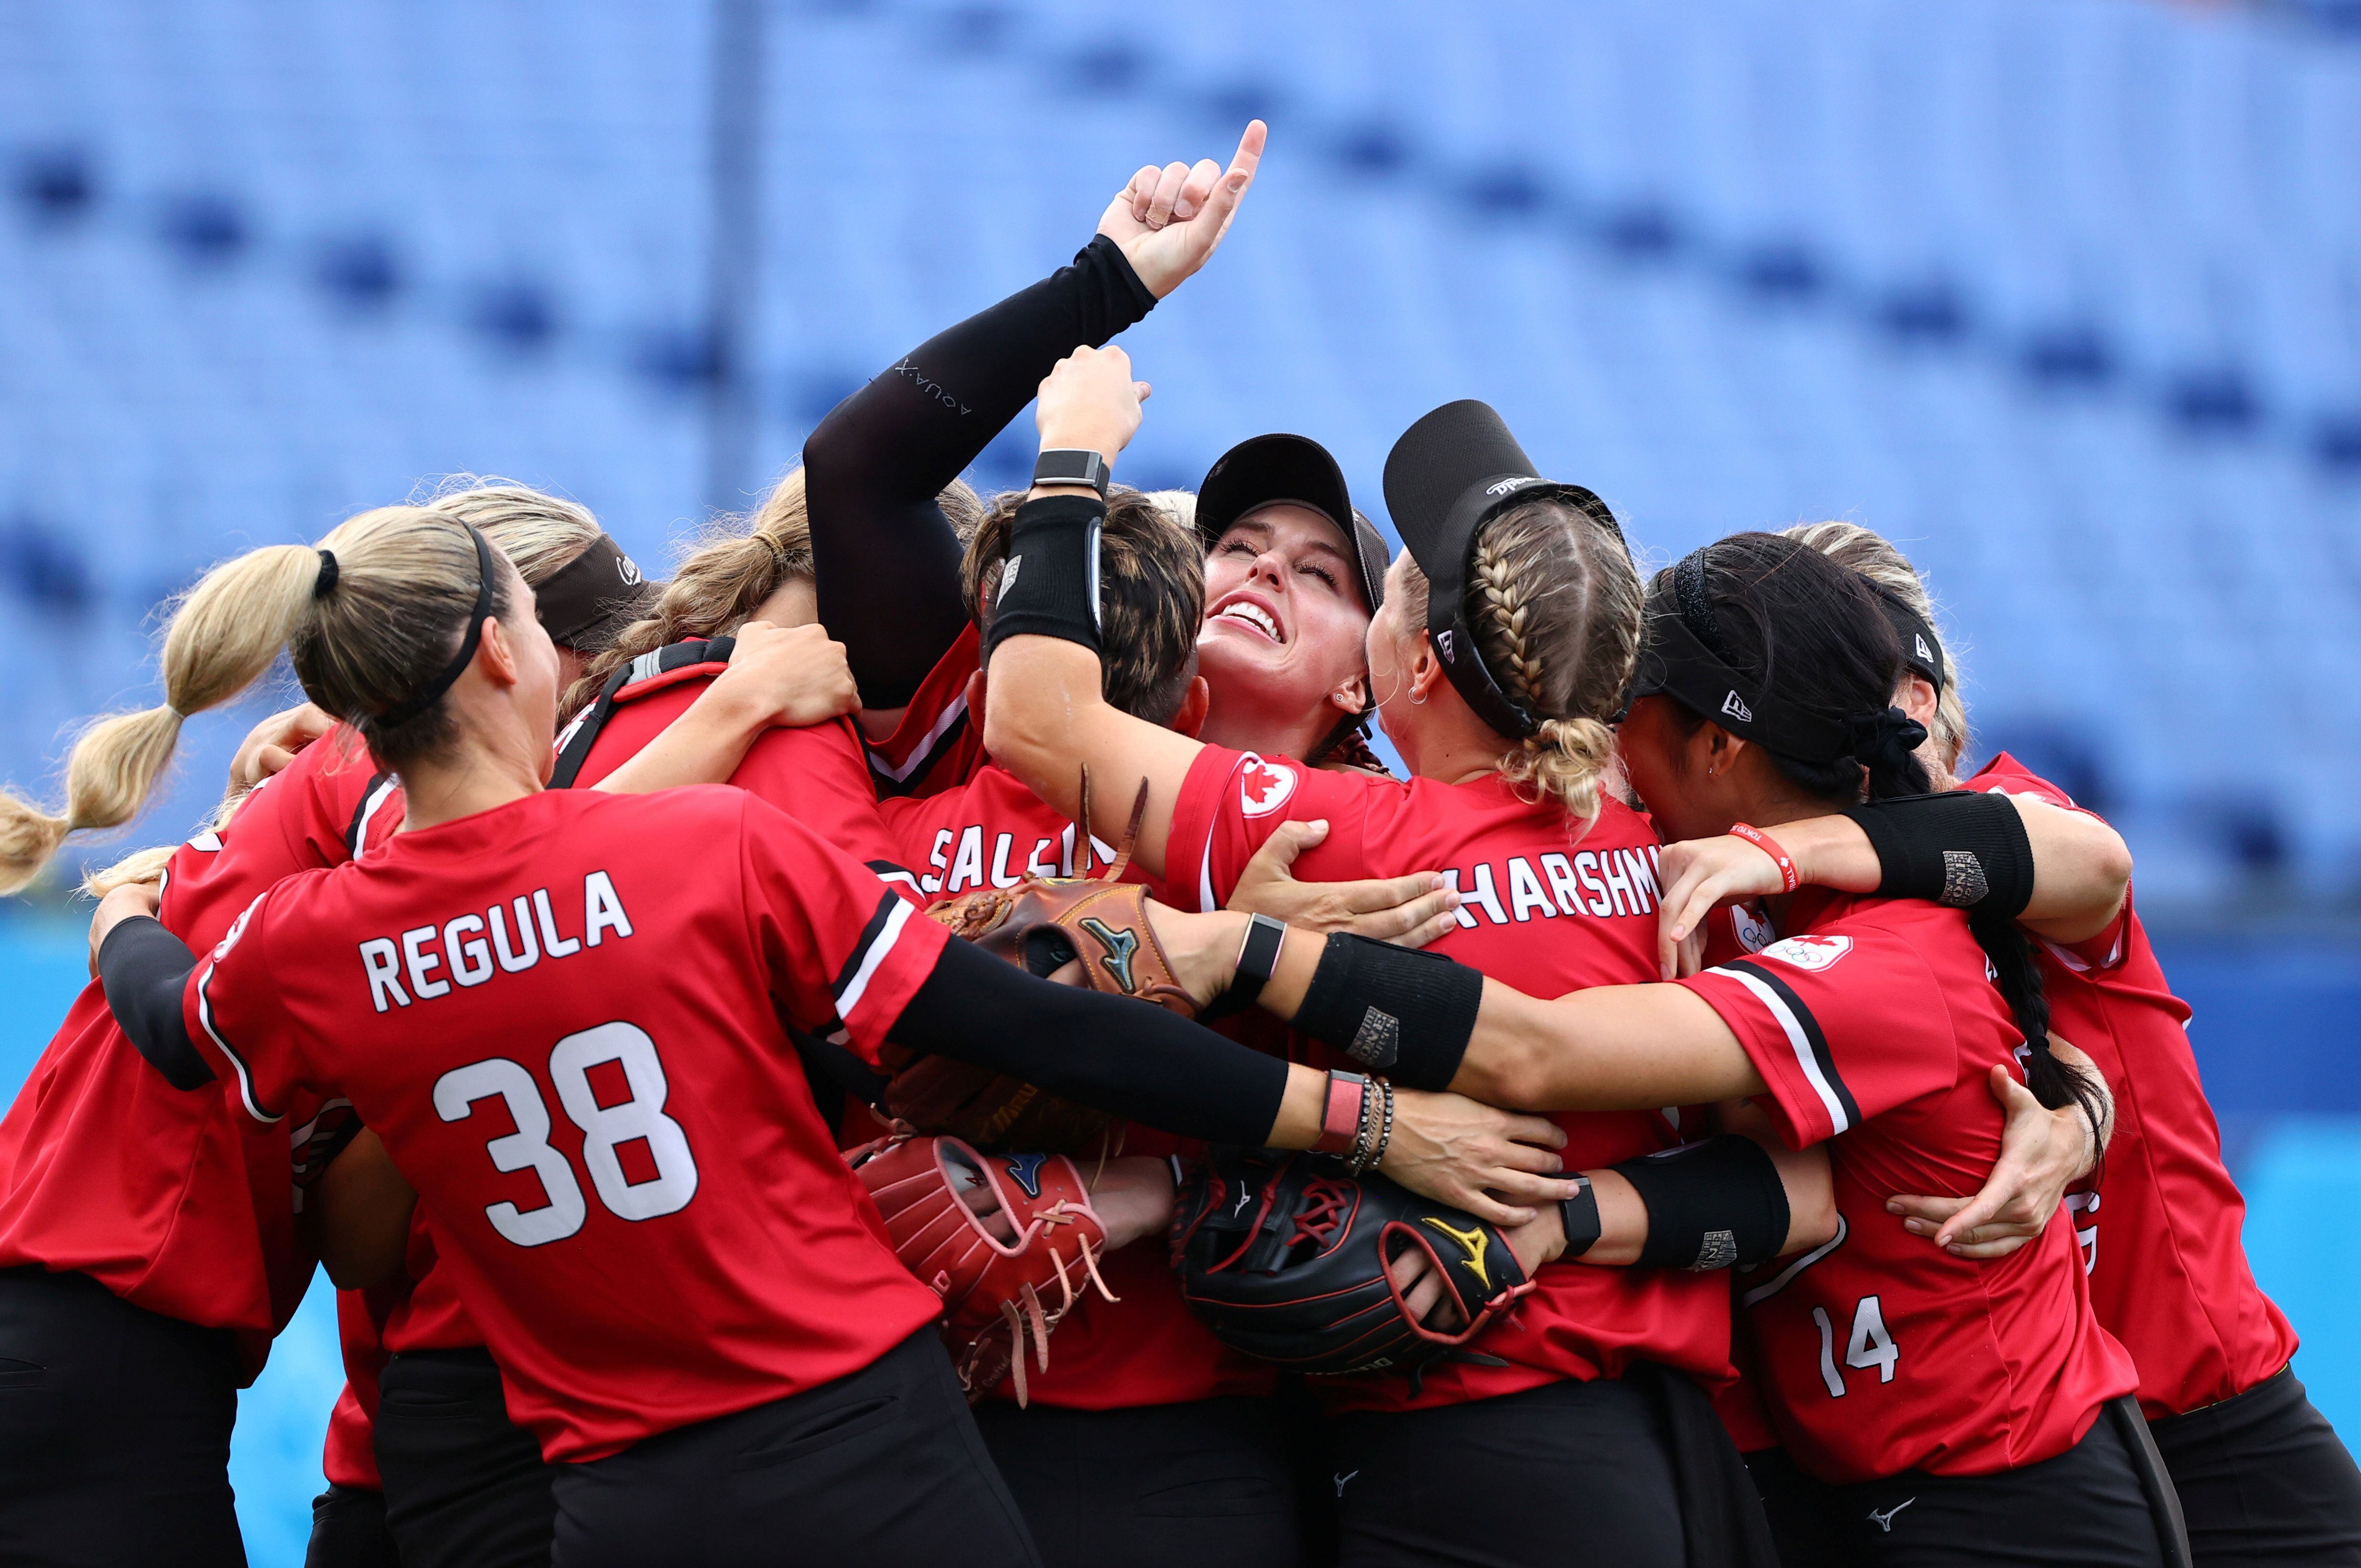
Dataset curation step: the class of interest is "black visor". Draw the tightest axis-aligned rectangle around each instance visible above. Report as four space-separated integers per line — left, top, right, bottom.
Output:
1195 433 1387 617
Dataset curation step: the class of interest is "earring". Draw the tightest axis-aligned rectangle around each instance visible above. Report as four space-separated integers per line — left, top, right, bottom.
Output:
1408 688 1427 706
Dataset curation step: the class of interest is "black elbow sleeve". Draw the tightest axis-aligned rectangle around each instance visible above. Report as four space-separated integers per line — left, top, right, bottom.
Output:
1842 790 2036 919
1613 1135 1790 1271
1291 935 1482 1091
979 495 1107 663
96 916 213 1091
888 939 1286 1146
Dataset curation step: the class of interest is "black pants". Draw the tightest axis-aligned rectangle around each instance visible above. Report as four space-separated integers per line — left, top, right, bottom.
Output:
2151 1367 2361 1568
375 1347 556 1568
550 1328 1039 1568
304 1484 399 1568
1756 1412 2169 1567
0 1265 244 1568
973 1395 1298 1568
1325 1376 1685 1568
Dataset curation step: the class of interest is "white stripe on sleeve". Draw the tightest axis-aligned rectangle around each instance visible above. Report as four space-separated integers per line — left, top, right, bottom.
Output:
1708 965 1850 1137
833 897 916 1021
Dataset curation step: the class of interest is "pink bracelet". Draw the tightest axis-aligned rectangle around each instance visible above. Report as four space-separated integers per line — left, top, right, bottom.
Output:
1728 822 1800 894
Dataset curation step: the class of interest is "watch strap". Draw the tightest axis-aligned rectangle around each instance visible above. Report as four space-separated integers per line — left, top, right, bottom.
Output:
1033 448 1109 497
1559 1174 1602 1259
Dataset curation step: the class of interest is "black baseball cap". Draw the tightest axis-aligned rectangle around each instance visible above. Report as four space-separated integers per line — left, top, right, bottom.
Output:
1382 400 1628 740
1194 433 1388 616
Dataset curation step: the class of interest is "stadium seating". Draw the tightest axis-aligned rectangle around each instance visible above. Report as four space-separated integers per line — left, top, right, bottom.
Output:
0 0 2357 905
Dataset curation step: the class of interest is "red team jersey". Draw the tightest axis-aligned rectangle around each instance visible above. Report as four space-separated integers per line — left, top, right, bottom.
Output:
1165 746 1732 1415
1964 754 2296 1418
0 737 392 1378
863 621 985 800
1680 887 2137 1482
878 763 1279 1410
184 787 952 1462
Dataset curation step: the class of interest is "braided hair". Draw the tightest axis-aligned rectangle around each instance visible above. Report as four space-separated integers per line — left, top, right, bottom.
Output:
1398 495 1640 823
1655 534 2101 1130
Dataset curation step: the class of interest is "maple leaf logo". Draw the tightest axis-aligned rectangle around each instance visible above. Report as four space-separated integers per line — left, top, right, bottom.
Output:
1238 753 1298 818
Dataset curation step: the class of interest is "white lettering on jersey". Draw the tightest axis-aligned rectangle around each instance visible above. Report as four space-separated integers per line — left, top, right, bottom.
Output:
948 826 986 893
1539 852 1584 914
533 888 582 957
1573 852 1613 916
445 916 494 986
989 833 1022 889
1759 935 1853 972
360 938 409 1013
490 898 539 972
402 926 451 999
1026 836 1059 878
362 875 634 1010
1505 857 1556 921
922 829 953 895
1461 863 1509 926
583 871 633 946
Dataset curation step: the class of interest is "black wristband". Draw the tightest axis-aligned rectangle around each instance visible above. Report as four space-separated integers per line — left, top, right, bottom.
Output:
981 493 1105 663
1558 1174 1602 1260
1202 913 1287 1022
1612 1135 1790 1272
1292 934 1482 1091
1842 789 2036 918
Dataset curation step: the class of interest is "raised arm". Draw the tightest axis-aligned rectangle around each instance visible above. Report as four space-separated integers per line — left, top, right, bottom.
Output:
978 347 1212 874
807 123 1266 712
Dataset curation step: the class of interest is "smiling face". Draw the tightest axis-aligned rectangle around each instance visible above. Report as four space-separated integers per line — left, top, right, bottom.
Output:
1195 503 1371 756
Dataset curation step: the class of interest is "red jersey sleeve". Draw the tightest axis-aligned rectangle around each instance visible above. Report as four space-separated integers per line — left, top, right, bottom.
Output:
737 795 949 1063
184 886 309 1131
1164 745 1372 914
722 716 922 903
1676 925 1959 1148
865 622 983 799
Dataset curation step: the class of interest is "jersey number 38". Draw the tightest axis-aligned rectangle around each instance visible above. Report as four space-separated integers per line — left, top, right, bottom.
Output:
434 1021 700 1247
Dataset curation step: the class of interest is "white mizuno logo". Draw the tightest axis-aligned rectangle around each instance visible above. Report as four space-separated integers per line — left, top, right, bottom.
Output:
1721 690 1753 723
1334 1470 1359 1496
1914 633 1933 662
1868 1498 1916 1532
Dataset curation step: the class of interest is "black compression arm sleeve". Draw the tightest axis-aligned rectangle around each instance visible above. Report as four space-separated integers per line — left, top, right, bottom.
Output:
95 916 214 1091
1841 790 2036 918
889 937 1287 1146
805 236 1159 707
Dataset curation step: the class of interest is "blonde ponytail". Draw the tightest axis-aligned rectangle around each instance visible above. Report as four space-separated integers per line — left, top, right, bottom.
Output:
1502 716 1619 824
0 544 321 894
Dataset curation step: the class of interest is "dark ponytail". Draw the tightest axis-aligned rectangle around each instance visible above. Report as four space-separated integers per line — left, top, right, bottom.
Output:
1644 534 2104 1133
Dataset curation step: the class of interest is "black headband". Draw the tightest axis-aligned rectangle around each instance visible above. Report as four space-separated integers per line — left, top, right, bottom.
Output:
374 525 498 729
1872 589 1945 700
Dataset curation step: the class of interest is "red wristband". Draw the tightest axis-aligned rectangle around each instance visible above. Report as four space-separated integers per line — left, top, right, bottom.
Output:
1314 1071 1368 1155
1728 822 1800 894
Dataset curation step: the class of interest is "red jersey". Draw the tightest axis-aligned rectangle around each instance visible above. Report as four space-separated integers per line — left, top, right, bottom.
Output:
878 762 1277 1410
0 737 392 1378
1166 746 1731 1414
1680 888 2137 1482
864 621 985 800
186 787 950 1462
1964 754 2295 1417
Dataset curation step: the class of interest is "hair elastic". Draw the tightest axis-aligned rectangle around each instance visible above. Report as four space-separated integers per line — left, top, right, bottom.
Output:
373 525 497 730
312 549 339 599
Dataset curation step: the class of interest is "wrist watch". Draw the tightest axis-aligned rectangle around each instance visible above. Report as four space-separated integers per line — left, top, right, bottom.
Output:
1033 448 1110 497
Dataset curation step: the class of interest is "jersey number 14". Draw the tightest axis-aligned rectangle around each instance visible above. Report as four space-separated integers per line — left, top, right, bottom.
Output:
1813 1295 1898 1396
434 1022 700 1247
